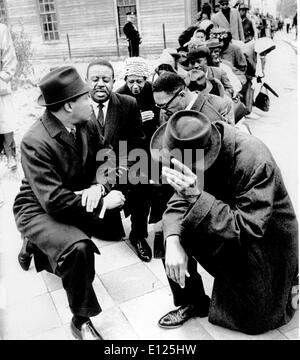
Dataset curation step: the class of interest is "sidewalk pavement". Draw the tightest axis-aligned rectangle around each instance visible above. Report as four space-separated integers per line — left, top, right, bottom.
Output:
0 34 298 340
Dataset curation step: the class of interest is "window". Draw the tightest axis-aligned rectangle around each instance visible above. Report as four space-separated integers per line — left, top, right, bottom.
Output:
0 0 7 23
117 0 137 36
38 0 59 41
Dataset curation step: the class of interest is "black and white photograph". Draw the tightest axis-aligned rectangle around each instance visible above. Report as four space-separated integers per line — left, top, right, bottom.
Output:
0 0 298 343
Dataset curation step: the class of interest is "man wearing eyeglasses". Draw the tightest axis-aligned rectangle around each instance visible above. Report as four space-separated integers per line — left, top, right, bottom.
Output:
152 72 227 124
211 0 245 42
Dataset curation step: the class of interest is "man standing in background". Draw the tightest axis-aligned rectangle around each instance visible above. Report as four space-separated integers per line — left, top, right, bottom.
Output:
211 0 245 41
123 11 142 57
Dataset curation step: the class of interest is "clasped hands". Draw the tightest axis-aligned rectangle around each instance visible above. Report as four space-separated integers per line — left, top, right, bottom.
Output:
77 185 125 214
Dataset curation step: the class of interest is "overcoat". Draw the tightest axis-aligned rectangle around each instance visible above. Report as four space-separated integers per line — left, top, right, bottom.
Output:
211 8 245 42
13 111 124 272
163 121 298 334
91 92 145 156
207 66 234 98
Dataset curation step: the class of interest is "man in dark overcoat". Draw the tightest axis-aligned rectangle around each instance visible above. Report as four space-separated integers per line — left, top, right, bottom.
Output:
239 4 255 43
151 110 298 335
123 12 141 57
13 66 126 340
86 59 152 263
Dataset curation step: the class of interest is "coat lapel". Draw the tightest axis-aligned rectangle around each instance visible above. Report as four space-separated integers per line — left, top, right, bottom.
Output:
41 110 80 155
218 11 230 27
104 93 121 144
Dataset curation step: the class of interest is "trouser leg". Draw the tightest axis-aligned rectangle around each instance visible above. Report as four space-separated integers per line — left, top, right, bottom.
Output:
1 132 16 158
241 78 254 114
123 184 152 239
56 240 101 318
132 43 139 56
162 256 208 307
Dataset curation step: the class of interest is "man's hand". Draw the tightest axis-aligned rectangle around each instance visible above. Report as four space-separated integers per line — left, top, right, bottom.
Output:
141 110 154 122
165 235 190 288
81 184 104 212
103 190 125 210
162 158 201 198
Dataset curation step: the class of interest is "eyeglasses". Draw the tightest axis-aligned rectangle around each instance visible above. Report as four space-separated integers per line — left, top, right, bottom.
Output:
155 88 183 111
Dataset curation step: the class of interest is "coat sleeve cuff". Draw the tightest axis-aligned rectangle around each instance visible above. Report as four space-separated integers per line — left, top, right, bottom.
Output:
182 191 215 230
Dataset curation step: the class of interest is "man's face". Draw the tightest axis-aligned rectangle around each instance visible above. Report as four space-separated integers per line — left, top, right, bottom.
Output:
189 57 207 71
239 9 247 18
153 89 185 119
87 64 114 103
69 93 93 125
126 75 146 95
127 14 136 23
210 48 221 65
194 31 206 42
219 1 229 10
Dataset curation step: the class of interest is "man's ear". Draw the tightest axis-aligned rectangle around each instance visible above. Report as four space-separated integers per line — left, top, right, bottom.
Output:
63 102 73 113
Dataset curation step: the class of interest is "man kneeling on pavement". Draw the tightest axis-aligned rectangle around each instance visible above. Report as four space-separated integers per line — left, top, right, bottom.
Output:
150 109 298 335
13 66 127 340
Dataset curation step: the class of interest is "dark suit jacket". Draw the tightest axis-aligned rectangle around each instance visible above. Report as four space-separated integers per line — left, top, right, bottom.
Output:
91 92 145 189
13 110 124 272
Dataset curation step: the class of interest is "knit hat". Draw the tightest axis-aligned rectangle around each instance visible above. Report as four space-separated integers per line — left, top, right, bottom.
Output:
124 57 149 78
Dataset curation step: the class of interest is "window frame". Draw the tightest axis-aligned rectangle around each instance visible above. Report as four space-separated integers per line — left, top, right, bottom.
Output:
37 0 60 43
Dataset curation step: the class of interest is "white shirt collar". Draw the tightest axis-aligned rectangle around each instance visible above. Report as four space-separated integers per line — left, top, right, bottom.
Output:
91 99 110 123
65 126 76 133
185 92 198 110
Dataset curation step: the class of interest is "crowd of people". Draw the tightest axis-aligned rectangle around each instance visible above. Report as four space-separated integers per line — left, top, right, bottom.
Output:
0 0 298 341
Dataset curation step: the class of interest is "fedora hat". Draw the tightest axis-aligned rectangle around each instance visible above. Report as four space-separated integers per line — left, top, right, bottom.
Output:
38 66 90 106
150 110 221 171
187 46 210 62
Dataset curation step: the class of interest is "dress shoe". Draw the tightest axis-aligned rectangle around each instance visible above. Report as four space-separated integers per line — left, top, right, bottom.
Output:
70 319 103 340
158 300 210 329
130 237 152 262
7 156 17 170
18 237 33 271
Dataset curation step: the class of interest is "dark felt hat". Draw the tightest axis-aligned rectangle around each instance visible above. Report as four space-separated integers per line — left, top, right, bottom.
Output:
206 39 223 49
187 46 210 62
37 66 90 106
150 110 221 171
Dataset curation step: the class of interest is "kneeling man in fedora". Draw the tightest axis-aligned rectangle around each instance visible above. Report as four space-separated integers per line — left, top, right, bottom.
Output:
150 110 298 335
13 66 126 340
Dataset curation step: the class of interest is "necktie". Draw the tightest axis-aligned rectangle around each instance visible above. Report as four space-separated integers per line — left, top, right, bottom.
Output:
97 103 105 128
70 127 76 142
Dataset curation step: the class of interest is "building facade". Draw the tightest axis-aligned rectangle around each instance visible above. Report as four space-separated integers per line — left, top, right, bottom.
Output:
0 0 217 60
